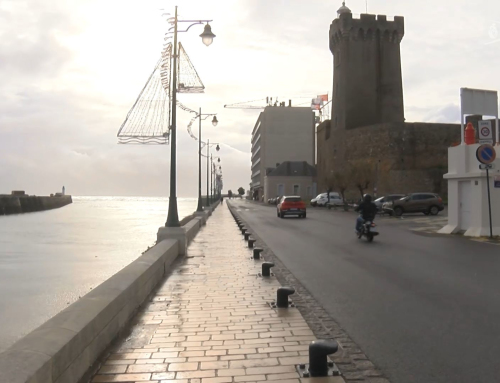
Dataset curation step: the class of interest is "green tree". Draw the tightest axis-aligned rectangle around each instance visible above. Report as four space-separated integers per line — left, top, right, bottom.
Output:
228 190 233 199
238 187 245 197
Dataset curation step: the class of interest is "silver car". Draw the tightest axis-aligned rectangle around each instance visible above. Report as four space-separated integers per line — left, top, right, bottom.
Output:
311 192 342 207
374 194 405 210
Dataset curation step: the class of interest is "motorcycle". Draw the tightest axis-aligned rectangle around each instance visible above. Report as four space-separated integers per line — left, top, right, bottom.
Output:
357 219 379 242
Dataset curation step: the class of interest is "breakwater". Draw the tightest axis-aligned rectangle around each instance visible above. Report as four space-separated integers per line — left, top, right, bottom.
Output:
0 195 72 215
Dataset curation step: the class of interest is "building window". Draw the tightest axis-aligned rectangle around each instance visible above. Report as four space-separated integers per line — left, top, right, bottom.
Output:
277 184 284 196
293 185 300 195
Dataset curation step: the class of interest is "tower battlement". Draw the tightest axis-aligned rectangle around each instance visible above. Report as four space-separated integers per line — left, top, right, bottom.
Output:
330 13 404 51
328 7 405 131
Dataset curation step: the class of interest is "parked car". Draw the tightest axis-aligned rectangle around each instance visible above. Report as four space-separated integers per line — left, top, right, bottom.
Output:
383 193 444 216
311 192 341 207
277 196 307 218
374 194 405 210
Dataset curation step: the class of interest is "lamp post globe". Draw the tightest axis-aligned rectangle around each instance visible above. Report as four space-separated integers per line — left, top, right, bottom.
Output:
216 144 220 151
212 116 218 126
200 24 216 46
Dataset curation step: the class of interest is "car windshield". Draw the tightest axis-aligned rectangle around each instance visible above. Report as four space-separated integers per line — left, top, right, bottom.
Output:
375 197 384 202
285 197 302 202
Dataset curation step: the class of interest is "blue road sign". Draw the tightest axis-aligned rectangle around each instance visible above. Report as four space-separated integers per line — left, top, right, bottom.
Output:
476 144 497 164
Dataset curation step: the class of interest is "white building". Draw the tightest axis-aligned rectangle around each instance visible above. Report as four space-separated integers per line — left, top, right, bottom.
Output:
250 106 315 200
439 144 500 237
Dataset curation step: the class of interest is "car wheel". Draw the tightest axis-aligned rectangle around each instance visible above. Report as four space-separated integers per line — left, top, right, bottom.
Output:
429 206 439 216
394 207 403 217
303 213 307 218
423 211 430 216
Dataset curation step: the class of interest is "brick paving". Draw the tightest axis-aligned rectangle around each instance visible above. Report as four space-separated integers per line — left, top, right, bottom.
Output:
91 205 344 383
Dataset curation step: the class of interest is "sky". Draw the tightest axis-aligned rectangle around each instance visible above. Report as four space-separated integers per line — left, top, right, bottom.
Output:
1 0 499 197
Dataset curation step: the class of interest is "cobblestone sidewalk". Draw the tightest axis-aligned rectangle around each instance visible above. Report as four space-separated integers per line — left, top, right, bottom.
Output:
91 205 344 383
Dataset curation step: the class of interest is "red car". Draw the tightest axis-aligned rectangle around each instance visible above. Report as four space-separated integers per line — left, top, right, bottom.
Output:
277 196 307 218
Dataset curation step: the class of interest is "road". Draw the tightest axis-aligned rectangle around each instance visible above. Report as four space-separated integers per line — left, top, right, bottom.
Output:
230 199 500 383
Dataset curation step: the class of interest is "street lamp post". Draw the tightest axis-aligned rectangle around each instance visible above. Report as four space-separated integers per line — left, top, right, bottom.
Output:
210 155 221 203
196 109 218 212
210 154 213 204
165 6 216 227
205 141 220 205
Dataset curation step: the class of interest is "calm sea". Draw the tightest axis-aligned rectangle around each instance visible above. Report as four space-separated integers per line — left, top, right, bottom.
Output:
0 196 197 352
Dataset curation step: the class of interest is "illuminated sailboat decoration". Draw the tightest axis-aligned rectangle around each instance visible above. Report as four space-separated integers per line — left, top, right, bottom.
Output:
117 42 205 144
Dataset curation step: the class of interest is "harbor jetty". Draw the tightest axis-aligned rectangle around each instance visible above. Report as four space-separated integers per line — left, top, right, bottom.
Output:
0 190 72 215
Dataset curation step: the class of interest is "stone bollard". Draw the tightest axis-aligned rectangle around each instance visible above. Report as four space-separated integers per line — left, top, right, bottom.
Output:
262 262 274 277
308 340 339 377
277 287 295 308
241 227 247 234
244 232 251 241
253 248 263 260
248 238 256 248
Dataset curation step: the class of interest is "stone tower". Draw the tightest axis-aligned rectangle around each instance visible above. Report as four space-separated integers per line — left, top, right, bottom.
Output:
329 3 405 130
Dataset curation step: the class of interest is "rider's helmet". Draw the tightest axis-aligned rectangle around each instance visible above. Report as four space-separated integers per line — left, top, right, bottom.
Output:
363 194 372 202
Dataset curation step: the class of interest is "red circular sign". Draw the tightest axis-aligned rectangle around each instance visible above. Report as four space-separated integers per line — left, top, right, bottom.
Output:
481 127 491 137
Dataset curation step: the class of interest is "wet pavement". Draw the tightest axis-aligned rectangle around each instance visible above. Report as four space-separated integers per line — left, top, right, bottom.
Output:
91 204 344 383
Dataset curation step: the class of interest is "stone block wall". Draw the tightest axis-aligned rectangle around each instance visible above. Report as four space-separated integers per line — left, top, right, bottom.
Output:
317 121 461 197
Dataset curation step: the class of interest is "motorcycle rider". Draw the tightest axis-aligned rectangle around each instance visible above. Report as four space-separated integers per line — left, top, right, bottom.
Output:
355 194 378 234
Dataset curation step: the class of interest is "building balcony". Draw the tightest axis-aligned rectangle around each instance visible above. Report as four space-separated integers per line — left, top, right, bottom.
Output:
251 146 261 159
251 134 261 148
251 157 261 169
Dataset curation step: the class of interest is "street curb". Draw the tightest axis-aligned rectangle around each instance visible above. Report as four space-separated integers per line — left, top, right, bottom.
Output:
227 202 390 383
0 203 220 383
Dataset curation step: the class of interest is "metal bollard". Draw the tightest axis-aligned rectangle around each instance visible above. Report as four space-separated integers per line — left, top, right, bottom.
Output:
277 287 295 308
244 232 251 241
248 238 256 248
241 228 247 235
253 248 263 260
262 262 274 277
308 340 339 377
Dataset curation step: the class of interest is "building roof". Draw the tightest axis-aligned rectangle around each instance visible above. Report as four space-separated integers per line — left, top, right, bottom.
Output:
267 161 317 177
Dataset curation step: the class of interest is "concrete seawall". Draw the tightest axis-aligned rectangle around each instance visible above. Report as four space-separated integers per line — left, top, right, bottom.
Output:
0 195 73 215
0 201 219 383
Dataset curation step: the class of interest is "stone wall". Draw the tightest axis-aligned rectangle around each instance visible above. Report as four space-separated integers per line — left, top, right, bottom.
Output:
317 121 461 197
0 195 72 215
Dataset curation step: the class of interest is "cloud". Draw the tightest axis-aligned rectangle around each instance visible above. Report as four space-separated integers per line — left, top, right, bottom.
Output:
1 0 500 196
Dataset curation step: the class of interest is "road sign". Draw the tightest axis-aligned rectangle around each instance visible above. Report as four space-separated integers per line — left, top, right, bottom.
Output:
479 120 493 144
495 176 500 188
479 163 495 170
476 144 497 164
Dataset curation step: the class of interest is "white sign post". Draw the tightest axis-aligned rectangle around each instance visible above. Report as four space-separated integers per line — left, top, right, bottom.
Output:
479 120 493 144
460 88 499 145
